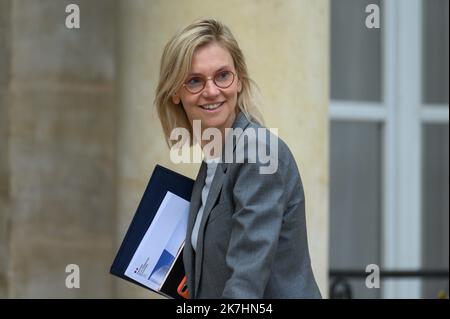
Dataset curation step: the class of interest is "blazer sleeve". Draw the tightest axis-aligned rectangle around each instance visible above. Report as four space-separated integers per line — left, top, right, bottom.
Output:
221 157 291 298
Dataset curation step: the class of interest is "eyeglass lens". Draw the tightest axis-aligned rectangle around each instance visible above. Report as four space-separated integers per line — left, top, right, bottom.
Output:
185 70 234 93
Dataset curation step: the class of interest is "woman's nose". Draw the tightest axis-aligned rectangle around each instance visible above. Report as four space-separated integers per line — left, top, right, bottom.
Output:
202 79 220 97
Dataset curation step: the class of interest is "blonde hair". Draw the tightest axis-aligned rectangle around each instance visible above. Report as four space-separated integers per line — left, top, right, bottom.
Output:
154 18 265 147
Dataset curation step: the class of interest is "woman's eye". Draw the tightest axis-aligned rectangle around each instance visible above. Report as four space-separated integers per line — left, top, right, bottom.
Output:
216 71 230 81
187 77 202 86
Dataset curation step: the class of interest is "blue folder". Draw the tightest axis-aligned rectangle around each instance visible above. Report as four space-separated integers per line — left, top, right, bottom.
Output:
110 165 194 298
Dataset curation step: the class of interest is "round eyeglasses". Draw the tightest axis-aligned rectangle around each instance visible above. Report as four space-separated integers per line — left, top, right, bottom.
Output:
183 70 235 94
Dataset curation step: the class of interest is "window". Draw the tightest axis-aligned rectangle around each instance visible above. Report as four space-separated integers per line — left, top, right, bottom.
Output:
329 0 449 298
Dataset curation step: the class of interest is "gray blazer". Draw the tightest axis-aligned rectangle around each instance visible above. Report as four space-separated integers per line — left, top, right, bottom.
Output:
183 112 322 299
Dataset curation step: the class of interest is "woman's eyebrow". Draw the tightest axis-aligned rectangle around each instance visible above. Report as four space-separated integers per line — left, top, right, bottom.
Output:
187 66 231 77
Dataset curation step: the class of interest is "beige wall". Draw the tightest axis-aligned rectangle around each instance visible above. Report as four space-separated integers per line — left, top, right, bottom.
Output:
117 0 329 297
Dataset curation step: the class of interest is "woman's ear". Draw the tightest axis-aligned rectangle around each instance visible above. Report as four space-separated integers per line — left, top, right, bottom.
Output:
237 79 242 93
172 92 181 105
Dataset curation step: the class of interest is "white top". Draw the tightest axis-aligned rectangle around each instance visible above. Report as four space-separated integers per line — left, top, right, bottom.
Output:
191 157 220 252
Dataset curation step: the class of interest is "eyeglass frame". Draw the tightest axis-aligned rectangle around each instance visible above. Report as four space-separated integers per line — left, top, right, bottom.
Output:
182 70 236 94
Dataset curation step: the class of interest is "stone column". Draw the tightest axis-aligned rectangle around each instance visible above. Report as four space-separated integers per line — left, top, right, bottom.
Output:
4 0 117 298
116 0 329 298
0 0 12 299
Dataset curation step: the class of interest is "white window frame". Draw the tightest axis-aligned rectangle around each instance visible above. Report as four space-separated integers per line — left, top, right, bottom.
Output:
329 0 449 298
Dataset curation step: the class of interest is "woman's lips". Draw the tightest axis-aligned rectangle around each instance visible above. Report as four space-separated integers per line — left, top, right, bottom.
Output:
199 101 225 112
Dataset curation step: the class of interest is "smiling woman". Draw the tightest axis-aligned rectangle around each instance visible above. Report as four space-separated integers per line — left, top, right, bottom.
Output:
172 42 241 142
155 18 264 149
154 18 321 299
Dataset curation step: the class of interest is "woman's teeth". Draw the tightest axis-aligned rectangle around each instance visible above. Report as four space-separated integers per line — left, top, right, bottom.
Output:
200 102 223 110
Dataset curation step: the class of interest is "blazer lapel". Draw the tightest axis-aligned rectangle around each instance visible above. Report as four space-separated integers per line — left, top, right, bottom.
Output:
193 111 252 296
193 163 227 295
186 162 207 244
183 161 206 298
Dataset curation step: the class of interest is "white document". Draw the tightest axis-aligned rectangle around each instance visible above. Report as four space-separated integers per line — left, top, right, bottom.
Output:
124 191 190 290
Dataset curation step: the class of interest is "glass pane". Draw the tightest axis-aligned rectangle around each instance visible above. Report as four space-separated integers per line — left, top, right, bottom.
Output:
331 0 383 102
423 0 449 104
329 121 382 298
422 124 449 298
